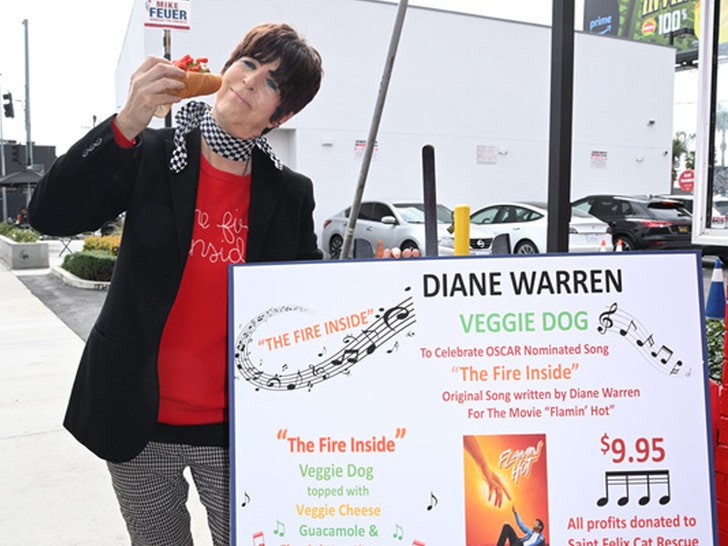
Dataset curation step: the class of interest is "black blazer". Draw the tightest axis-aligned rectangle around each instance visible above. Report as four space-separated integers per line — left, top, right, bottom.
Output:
29 116 322 462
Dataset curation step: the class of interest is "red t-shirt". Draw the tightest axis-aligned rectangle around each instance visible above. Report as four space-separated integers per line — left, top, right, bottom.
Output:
157 154 251 425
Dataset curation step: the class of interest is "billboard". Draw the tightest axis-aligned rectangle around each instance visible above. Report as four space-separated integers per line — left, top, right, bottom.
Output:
584 0 699 53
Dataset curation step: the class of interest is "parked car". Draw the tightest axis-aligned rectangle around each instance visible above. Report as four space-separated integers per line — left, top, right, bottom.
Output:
656 194 725 229
469 201 611 254
712 196 728 219
321 200 494 259
665 194 728 261
571 194 693 251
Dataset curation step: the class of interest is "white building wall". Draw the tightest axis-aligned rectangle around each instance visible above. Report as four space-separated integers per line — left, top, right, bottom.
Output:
117 0 675 242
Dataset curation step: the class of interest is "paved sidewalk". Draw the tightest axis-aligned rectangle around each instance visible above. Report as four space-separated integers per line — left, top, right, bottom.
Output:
0 239 212 545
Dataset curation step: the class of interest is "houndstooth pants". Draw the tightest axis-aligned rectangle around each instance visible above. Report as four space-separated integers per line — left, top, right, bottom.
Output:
107 442 229 546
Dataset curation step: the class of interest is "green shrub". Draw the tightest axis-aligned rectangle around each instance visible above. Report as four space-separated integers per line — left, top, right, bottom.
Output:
9 229 40 243
62 250 116 282
0 223 40 242
83 235 121 255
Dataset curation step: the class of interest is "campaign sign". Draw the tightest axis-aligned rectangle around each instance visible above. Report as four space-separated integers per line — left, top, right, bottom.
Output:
143 0 191 31
229 251 717 546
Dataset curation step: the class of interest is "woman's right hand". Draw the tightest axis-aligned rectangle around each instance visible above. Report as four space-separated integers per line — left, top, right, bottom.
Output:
115 56 186 141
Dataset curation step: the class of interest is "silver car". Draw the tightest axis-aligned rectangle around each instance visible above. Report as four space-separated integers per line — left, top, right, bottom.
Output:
321 200 494 259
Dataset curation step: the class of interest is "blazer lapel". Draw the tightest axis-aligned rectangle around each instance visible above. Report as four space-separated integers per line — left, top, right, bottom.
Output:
247 147 283 261
166 130 201 265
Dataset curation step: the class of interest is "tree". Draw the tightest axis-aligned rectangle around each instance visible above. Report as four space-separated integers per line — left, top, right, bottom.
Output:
672 131 695 186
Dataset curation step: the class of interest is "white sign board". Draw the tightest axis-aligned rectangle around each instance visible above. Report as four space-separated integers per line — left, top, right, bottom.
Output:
229 252 717 546
143 0 191 31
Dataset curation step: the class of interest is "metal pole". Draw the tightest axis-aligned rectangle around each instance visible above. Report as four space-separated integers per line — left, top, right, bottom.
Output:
0 76 5 221
422 145 438 256
23 19 33 168
546 0 574 253
164 30 172 128
453 205 470 256
0 77 6 179
339 0 408 260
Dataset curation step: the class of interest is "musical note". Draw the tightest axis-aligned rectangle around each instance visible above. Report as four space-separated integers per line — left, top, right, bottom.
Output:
246 369 263 382
286 371 303 390
318 346 327 357
597 303 618 334
393 524 404 540
241 491 251 508
636 333 654 349
637 471 671 506
273 520 285 537
651 345 673 364
281 363 288 371
426 491 438 511
331 348 359 366
252 530 266 546
619 319 636 337
387 341 399 354
669 360 683 375
361 328 379 355
596 470 671 507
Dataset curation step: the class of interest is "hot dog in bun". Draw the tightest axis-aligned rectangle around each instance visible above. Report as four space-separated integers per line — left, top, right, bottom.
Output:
154 55 222 117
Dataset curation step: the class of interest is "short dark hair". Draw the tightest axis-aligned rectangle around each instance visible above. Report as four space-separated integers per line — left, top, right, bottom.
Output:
535 519 544 530
222 22 323 124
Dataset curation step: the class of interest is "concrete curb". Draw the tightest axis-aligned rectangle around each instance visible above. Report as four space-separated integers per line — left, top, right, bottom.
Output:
50 264 110 291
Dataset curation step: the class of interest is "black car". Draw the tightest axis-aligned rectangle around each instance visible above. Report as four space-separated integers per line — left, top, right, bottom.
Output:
571 195 693 251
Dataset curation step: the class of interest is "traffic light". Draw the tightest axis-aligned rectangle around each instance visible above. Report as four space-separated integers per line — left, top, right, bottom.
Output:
11 144 21 164
3 92 14 118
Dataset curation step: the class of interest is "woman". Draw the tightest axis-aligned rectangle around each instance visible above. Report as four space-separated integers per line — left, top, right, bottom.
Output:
29 22 323 546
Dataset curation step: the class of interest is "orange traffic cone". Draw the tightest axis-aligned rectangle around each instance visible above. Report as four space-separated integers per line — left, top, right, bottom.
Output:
600 240 608 252
616 239 623 252
376 239 384 258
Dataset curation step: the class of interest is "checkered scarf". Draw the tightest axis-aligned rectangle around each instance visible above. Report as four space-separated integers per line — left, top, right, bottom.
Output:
169 101 282 173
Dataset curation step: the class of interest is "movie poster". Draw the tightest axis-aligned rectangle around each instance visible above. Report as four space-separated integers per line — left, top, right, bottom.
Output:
229 252 716 545
463 433 549 545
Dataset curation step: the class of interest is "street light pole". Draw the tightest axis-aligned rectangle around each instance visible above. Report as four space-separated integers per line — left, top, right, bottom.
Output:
0 76 6 224
23 19 33 169
0 76 6 179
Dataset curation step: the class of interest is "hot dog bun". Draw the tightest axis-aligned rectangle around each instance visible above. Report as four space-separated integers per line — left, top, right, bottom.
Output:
169 71 222 99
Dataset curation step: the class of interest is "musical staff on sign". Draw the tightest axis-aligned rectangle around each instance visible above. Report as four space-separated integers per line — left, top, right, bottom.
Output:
234 292 416 392
596 302 689 377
